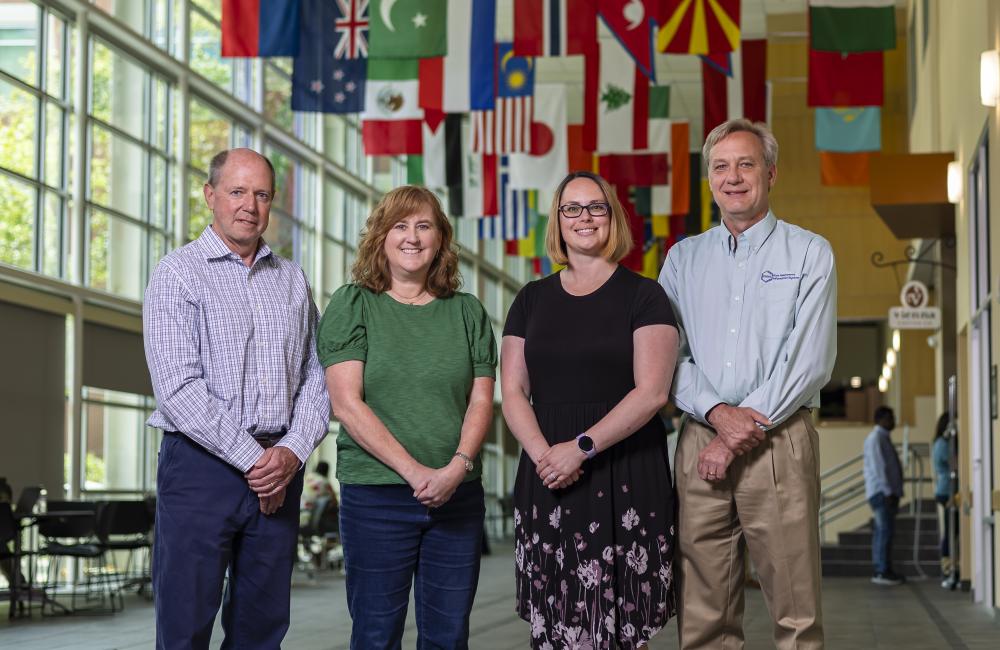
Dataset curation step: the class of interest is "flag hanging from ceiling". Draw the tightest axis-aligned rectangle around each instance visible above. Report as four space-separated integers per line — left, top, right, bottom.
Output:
656 0 740 55
809 0 896 53
368 0 446 58
814 107 881 152
406 111 449 188
448 117 498 218
222 0 301 57
597 0 656 80
481 156 533 240
513 0 598 56
509 84 569 191
291 0 367 113
471 43 535 154
361 59 422 155
819 151 871 185
808 50 883 106
593 33 649 153
418 0 495 112
701 39 768 138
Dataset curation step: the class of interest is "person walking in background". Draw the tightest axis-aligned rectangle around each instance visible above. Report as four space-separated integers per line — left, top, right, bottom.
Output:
502 171 679 649
299 460 336 528
660 119 837 649
144 148 330 649
933 412 959 588
864 406 905 586
319 186 496 649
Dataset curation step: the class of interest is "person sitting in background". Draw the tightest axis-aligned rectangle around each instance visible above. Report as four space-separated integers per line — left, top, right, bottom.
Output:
863 406 905 586
300 461 336 528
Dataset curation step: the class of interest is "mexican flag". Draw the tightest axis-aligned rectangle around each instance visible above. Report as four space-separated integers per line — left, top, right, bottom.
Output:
361 59 422 155
809 0 895 53
368 0 447 59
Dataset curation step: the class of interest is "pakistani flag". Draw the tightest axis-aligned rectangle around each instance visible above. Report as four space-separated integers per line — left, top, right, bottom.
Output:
369 0 447 59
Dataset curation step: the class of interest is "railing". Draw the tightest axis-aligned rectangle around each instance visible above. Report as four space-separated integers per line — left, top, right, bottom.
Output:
819 426 932 544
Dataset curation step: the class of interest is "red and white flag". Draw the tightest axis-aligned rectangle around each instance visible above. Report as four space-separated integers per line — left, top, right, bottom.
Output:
588 32 649 153
470 97 534 154
513 0 598 56
701 39 767 138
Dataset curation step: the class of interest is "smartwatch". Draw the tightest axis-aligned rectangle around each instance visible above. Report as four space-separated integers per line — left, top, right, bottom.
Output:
576 434 597 459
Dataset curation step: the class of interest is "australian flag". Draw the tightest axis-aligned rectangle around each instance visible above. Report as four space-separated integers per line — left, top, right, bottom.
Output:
292 0 367 113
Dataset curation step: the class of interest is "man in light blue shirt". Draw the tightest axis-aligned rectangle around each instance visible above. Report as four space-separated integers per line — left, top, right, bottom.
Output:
863 406 905 585
660 119 836 650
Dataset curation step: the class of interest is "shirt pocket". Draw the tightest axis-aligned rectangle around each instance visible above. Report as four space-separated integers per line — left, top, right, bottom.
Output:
754 282 798 340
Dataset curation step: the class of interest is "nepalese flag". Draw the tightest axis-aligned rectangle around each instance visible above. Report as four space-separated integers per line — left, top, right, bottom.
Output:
513 0 598 57
597 0 656 80
471 43 535 155
292 0 367 113
656 0 740 55
418 0 496 113
222 0 301 57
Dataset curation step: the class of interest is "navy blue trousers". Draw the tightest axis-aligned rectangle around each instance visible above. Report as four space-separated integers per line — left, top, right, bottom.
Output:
153 432 303 650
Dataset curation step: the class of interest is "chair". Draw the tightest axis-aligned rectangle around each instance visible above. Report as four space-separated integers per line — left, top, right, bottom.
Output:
298 497 341 577
36 502 117 615
1 502 30 618
95 500 153 604
14 486 42 517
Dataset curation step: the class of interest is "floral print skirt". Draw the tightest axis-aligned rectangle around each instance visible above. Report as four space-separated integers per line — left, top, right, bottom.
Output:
513 403 677 649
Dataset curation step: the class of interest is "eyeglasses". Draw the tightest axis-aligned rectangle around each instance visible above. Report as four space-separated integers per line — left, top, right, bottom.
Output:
559 202 610 218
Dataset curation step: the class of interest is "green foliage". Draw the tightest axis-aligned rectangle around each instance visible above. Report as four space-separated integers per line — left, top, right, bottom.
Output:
0 53 37 270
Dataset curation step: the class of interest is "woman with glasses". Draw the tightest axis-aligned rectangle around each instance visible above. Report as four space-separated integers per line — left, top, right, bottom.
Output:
502 171 680 649
318 186 496 648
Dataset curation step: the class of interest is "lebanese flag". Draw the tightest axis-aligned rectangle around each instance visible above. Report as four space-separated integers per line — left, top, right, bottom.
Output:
597 0 656 79
701 39 767 138
591 33 649 153
221 0 301 57
513 0 598 56
418 0 496 112
807 49 883 106
361 59 422 155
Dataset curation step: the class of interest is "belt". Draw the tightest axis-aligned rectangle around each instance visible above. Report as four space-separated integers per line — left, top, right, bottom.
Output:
253 430 287 449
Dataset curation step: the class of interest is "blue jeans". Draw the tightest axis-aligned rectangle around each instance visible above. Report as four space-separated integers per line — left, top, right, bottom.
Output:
340 481 485 650
869 493 899 575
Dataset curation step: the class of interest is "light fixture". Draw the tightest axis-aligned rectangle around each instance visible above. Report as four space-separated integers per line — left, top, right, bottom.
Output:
850 376 863 389
882 363 891 381
886 348 897 369
878 376 888 393
947 161 962 203
981 50 999 107
892 329 901 352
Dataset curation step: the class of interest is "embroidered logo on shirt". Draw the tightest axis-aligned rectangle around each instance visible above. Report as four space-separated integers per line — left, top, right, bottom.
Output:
761 271 800 283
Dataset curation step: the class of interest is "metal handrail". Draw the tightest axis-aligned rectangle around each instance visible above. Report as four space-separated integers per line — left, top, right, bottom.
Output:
820 452 865 480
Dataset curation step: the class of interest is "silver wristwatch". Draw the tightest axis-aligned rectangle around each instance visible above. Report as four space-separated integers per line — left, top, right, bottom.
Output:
453 451 474 472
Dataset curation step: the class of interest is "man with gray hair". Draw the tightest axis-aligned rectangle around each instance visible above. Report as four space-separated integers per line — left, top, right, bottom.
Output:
659 119 836 649
144 148 329 648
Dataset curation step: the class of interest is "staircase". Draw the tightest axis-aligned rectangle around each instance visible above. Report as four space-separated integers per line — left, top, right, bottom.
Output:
821 498 941 578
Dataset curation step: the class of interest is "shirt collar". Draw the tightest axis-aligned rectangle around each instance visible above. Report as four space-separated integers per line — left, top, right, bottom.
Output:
198 224 272 264
717 210 778 256
874 425 891 437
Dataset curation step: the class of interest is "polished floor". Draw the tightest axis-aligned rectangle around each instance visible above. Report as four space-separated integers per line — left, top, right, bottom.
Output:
1 552 998 649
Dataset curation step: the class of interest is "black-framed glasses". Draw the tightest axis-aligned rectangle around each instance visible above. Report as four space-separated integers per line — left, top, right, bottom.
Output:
559 202 610 218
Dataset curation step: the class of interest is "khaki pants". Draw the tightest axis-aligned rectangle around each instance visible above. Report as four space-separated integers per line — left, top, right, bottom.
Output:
675 411 823 650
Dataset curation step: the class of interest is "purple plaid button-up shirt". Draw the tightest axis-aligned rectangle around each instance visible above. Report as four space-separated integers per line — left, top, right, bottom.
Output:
144 225 330 472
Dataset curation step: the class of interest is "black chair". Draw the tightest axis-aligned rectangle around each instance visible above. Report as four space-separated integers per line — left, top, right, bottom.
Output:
14 486 42 517
36 502 117 615
1 502 30 618
95 500 153 604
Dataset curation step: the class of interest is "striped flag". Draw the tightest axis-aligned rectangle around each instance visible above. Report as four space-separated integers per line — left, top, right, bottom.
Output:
471 43 534 154
701 40 767 138
418 0 496 112
479 156 532 240
513 0 598 56
222 0 301 57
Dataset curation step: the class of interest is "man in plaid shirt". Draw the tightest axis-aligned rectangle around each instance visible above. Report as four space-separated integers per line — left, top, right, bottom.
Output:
143 148 329 648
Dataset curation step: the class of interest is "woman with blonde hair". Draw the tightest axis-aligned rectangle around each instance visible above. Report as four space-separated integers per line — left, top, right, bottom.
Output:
318 185 497 648
502 171 680 648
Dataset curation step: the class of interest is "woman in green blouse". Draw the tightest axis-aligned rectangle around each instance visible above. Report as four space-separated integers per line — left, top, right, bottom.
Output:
317 185 497 649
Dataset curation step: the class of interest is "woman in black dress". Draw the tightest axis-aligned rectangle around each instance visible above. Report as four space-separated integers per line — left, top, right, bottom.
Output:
501 171 680 649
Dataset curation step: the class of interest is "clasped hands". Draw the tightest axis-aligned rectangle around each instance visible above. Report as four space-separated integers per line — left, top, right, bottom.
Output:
246 446 300 515
699 404 771 483
406 458 467 509
534 441 585 491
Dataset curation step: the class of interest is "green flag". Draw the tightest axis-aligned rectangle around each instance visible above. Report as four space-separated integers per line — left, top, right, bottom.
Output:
369 0 447 59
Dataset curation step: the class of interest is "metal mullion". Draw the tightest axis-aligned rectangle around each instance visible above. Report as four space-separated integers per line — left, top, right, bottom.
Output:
0 68 75 111
0 165 71 199
87 115 175 164
189 1 219 28
86 201 172 239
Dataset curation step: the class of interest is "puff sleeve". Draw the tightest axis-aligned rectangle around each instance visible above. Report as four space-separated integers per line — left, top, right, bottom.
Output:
461 293 498 379
316 284 368 368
